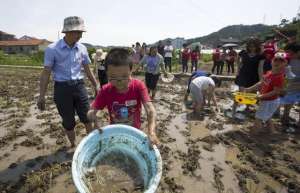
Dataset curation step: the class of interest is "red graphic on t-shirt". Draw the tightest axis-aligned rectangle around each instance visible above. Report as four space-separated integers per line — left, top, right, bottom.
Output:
111 101 136 126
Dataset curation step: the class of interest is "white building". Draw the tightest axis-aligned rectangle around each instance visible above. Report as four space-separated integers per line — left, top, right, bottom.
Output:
171 37 186 49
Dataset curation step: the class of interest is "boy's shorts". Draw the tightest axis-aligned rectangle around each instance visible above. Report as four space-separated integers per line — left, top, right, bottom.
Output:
190 83 203 104
280 92 300 105
255 98 280 122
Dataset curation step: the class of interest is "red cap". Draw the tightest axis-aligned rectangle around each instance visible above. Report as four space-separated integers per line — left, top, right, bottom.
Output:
273 51 288 61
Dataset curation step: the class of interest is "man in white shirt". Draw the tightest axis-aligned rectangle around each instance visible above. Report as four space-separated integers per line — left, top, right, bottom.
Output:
164 40 173 72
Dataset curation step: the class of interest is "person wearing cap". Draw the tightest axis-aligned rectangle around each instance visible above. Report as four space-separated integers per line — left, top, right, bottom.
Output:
281 43 300 132
37 16 98 147
243 51 286 133
92 49 108 87
262 35 278 74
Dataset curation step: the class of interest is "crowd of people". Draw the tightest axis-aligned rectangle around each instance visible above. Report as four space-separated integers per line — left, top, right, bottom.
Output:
37 16 299 149
131 40 202 74
212 45 238 75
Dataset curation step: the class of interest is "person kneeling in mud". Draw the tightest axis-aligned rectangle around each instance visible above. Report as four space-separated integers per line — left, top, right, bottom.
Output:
242 52 286 133
184 70 211 102
189 76 218 114
87 48 160 145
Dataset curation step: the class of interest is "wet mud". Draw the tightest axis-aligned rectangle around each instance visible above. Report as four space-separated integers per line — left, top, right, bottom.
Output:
0 68 299 193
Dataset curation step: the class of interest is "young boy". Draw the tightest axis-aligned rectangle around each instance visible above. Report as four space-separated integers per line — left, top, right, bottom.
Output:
189 76 218 114
87 48 160 145
244 52 287 132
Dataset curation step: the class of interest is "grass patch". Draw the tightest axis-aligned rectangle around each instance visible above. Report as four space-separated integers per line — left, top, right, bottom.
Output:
0 50 43 66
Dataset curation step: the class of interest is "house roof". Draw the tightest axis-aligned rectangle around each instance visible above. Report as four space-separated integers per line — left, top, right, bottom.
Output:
19 35 39 40
0 31 15 36
0 39 51 46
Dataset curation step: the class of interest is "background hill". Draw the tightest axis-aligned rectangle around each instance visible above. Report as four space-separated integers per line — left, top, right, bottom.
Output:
186 24 274 47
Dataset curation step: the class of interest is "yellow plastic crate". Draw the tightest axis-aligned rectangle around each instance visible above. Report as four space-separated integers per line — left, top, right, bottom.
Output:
233 92 257 105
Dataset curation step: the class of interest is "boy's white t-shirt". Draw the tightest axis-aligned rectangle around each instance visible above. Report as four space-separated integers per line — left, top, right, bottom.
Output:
164 45 173 58
191 76 215 90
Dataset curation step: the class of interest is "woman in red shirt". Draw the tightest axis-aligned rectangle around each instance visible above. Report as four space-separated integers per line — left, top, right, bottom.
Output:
225 47 237 75
191 45 201 73
181 43 190 73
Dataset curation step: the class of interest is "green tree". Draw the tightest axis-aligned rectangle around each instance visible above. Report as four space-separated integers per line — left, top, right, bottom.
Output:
87 47 96 60
279 19 289 27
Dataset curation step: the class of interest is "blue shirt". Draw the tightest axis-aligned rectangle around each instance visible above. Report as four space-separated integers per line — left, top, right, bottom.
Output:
44 39 91 81
140 54 165 75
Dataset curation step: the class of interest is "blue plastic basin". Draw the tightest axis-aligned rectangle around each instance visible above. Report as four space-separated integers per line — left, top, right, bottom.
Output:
72 124 162 193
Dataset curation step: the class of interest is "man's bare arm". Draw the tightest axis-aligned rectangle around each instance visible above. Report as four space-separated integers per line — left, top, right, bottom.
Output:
83 64 98 94
37 67 51 110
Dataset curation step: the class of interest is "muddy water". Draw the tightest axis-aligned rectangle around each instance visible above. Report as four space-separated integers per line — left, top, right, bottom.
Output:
47 172 77 193
163 112 241 193
85 151 144 193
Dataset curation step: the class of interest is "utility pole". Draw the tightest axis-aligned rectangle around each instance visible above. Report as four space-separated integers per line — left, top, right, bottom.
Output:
263 14 266 24
297 6 300 42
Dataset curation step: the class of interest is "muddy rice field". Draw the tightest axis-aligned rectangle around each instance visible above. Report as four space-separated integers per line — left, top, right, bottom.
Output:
0 67 299 193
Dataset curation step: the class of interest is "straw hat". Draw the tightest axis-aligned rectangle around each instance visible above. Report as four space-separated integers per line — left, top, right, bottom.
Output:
95 49 107 60
62 16 86 33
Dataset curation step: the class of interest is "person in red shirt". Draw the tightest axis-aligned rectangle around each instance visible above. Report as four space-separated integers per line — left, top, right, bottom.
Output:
212 45 222 74
244 51 287 133
225 47 237 75
87 48 160 145
262 35 278 73
181 43 190 73
190 45 201 73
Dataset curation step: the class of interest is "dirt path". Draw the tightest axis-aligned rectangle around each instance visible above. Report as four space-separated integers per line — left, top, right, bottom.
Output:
0 68 299 193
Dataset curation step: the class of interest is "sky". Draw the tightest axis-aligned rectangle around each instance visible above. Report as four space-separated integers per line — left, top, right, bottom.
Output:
1 0 299 46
